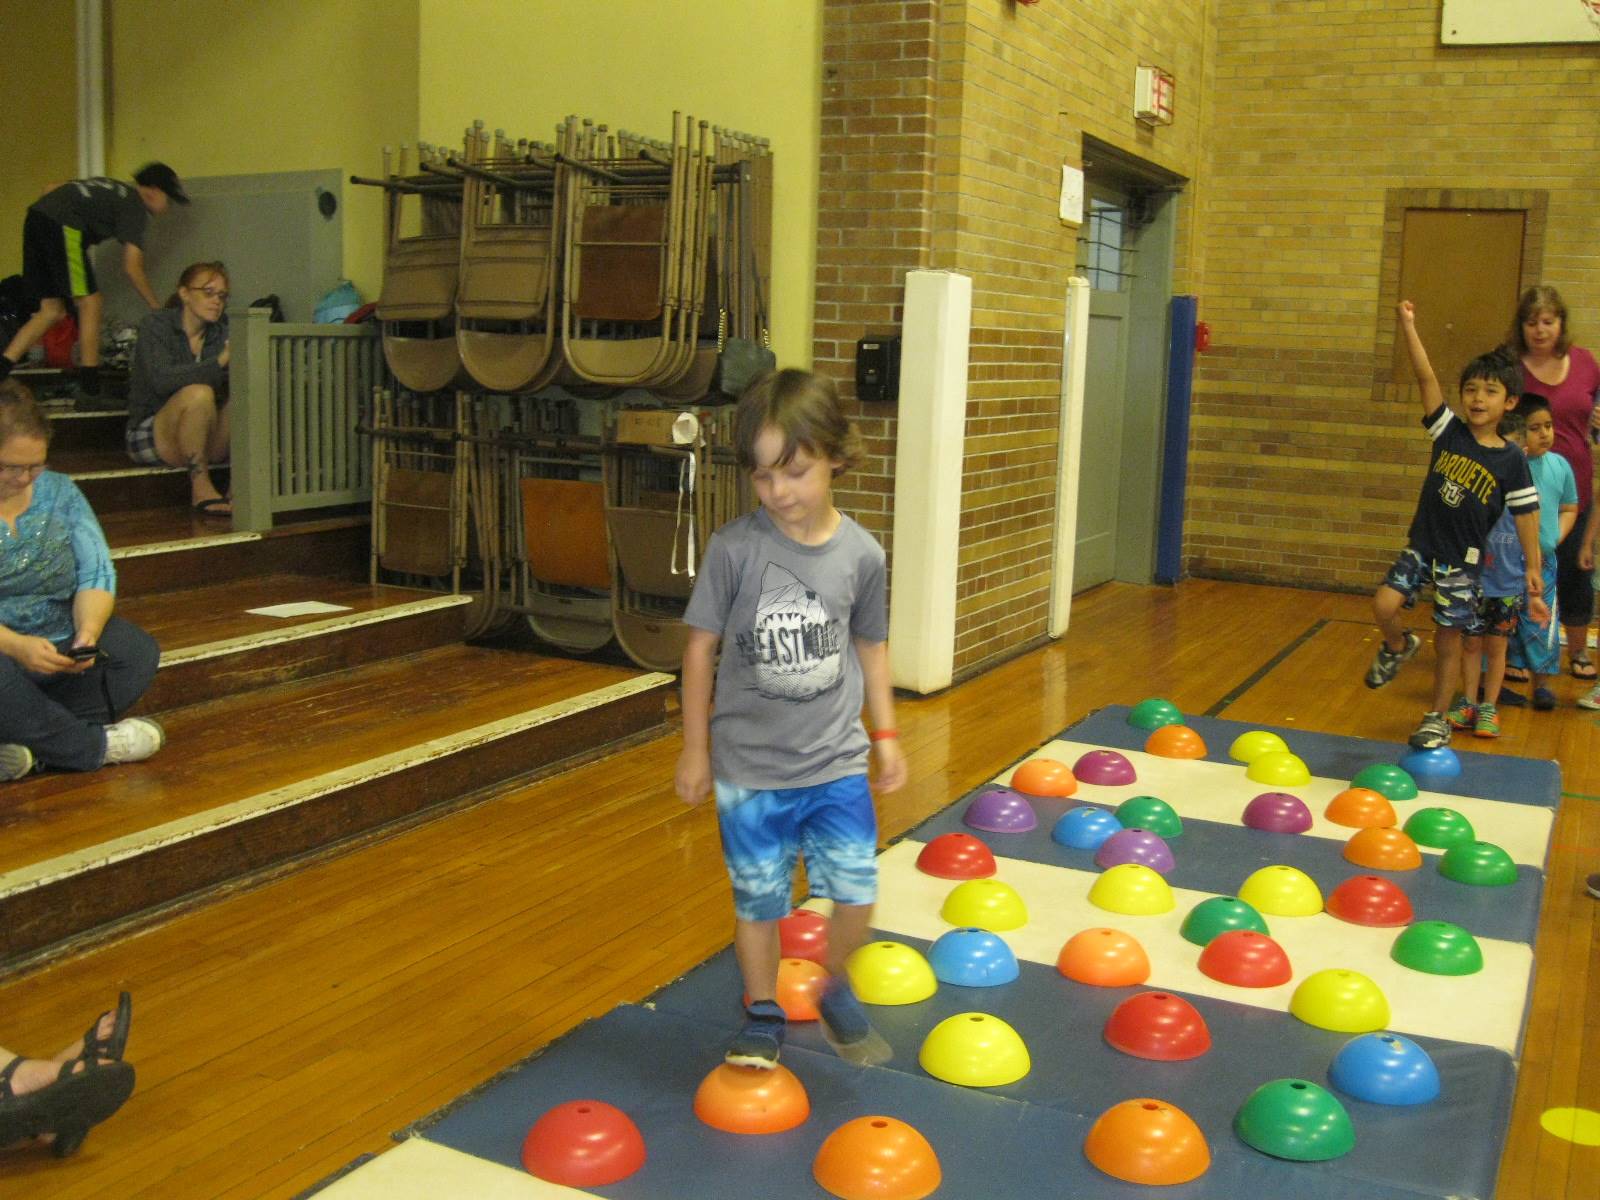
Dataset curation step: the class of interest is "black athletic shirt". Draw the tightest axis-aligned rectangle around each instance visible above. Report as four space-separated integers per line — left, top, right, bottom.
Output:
1406 405 1538 575
29 178 149 249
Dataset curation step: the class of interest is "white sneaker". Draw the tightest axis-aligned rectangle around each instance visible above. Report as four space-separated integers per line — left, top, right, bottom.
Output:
1579 685 1600 711
102 718 165 765
0 743 35 781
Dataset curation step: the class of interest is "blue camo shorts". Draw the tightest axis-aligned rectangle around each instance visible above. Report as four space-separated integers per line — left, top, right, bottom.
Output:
713 774 877 922
1382 548 1482 631
1469 594 1520 639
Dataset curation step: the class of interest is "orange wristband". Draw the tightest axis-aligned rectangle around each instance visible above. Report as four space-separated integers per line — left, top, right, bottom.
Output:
869 729 899 741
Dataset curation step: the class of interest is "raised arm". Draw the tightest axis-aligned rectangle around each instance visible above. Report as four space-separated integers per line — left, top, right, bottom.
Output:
1396 300 1445 418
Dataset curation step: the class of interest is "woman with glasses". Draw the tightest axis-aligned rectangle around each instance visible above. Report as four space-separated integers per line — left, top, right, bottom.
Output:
0 379 162 781
126 261 232 519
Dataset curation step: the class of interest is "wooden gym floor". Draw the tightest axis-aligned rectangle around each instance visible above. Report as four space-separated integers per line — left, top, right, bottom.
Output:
0 578 1594 1198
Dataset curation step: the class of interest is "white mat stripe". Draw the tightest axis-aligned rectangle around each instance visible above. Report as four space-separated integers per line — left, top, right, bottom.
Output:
875 840 1532 1056
312 1137 594 1198
1008 739 1554 867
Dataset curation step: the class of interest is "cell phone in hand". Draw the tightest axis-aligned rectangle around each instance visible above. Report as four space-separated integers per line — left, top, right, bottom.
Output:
57 641 101 662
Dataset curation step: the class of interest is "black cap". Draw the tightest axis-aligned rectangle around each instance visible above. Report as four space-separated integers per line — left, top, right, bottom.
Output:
133 162 189 205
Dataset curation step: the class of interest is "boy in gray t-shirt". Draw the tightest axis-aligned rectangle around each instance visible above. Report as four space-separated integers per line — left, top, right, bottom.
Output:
677 369 904 1070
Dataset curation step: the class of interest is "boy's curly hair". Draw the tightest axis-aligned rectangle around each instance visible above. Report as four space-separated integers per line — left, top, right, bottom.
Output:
733 369 862 477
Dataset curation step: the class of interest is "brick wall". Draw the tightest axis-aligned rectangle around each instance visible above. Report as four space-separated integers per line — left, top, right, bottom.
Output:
815 0 1210 675
1189 0 1600 589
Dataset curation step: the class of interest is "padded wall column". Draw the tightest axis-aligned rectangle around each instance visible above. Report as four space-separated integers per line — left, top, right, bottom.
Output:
1048 276 1091 637
889 269 972 693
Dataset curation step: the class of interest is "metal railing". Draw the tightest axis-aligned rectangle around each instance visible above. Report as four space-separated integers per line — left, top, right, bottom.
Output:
230 307 383 531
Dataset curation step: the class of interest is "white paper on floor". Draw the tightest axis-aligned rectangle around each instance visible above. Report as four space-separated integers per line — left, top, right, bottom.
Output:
245 601 355 618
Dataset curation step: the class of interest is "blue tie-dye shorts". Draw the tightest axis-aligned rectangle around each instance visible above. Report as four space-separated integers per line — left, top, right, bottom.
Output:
713 774 877 922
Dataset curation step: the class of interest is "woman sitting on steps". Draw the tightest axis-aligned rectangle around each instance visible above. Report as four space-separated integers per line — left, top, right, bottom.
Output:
126 260 232 519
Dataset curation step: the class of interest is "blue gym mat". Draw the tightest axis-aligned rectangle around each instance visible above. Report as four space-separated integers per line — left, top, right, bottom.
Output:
401 707 1555 1199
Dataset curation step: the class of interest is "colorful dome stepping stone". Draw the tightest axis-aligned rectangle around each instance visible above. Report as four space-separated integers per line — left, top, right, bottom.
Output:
1238 865 1323 916
915 833 997 880
1115 795 1182 838
1351 762 1419 801
1073 749 1137 786
1398 745 1461 787
1328 1033 1441 1106
1325 875 1414 927
522 1099 648 1187
1439 840 1518 886
1010 757 1077 797
1343 826 1422 871
1198 930 1292 987
1128 698 1184 730
813 1115 941 1200
1084 1099 1211 1186
1146 724 1207 759
1290 969 1390 1033
1052 806 1121 850
962 788 1037 833
1179 895 1269 946
846 941 937 1005
941 879 1028 931
1325 787 1397 829
1247 751 1311 787
1104 992 1212 1060
778 907 829 962
1234 1079 1355 1162
1391 920 1483 975
1089 864 1174 915
694 1063 811 1135
754 957 828 1021
1094 828 1176 875
1404 806 1476 850
1229 729 1289 763
1242 791 1313 833
928 928 1019 987
918 1012 1031 1087
1057 927 1151 987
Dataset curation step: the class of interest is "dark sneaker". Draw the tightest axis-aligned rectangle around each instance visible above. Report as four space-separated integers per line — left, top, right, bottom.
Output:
1365 631 1421 689
724 1000 786 1069
1445 695 1476 730
0 743 35 781
1473 702 1500 738
1407 711 1450 750
1532 686 1558 711
1497 687 1528 708
818 981 892 1067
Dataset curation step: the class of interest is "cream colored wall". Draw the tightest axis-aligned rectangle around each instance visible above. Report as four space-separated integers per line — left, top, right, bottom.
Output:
417 0 820 367
105 0 419 300
0 1 78 279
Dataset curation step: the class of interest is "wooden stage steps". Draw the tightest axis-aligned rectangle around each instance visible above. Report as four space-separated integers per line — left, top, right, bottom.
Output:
0 393 675 976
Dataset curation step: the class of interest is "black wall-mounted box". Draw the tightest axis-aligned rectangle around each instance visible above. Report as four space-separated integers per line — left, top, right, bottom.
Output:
855 334 901 404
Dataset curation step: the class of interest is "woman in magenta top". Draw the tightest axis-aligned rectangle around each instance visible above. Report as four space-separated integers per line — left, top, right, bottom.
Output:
1511 285 1600 679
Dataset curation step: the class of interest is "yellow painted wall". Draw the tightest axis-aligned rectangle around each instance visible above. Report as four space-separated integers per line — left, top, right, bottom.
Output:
105 0 419 300
0 1 78 279
417 0 820 367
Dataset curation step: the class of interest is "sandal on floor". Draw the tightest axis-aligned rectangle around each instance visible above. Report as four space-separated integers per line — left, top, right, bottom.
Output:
78 992 132 1064
0 1055 136 1158
1504 666 1531 684
1571 655 1597 680
192 497 232 519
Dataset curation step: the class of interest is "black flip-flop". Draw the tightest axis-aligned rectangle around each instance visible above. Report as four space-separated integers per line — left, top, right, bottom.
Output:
1571 656 1597 680
1504 666 1531 684
192 497 232 519
79 992 132 1064
0 1056 136 1158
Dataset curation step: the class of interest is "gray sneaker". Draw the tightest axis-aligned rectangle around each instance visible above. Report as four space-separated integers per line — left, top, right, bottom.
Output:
102 718 165 765
0 743 35 781
1407 711 1451 750
1587 872 1600 899
1366 631 1422 689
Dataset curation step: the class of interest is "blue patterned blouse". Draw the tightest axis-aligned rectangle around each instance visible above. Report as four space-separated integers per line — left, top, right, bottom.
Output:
0 471 117 645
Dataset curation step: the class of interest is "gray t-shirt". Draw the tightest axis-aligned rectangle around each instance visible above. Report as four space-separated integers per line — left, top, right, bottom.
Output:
31 178 149 248
684 508 888 791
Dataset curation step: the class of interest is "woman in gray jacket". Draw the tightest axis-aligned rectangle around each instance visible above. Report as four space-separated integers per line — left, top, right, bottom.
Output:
125 261 230 518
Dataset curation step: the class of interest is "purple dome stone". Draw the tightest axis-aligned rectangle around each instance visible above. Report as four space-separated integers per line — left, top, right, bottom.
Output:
1093 828 1175 875
963 787 1038 833
1073 749 1137 786
1242 792 1313 834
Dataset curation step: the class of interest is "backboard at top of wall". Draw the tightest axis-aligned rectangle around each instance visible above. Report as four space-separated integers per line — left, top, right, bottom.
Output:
1442 0 1600 44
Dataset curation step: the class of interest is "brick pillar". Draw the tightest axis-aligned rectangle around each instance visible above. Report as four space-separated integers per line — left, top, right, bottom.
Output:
812 0 940 549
